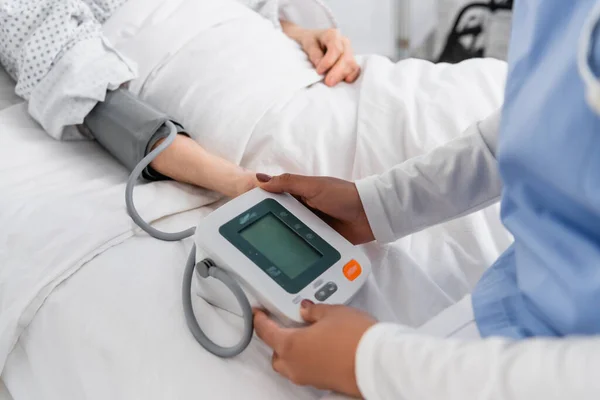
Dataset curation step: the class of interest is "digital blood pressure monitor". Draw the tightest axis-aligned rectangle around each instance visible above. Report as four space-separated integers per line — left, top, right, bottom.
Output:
194 188 371 326
125 122 371 357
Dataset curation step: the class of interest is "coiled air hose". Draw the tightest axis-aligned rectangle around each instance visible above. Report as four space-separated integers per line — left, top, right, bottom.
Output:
125 121 253 357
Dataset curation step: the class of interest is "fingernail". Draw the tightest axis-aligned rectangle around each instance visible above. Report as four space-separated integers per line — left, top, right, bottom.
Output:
256 173 272 183
301 299 314 309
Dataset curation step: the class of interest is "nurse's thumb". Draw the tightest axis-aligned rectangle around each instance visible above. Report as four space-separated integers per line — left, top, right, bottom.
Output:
300 300 330 323
256 173 319 199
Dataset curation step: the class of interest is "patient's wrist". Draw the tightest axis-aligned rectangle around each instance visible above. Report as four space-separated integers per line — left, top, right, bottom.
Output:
280 20 309 43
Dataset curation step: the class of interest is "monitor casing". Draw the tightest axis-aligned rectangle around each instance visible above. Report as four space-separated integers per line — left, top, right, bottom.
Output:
194 188 371 326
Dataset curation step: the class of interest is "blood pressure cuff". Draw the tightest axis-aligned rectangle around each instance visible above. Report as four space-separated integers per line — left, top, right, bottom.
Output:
82 88 187 181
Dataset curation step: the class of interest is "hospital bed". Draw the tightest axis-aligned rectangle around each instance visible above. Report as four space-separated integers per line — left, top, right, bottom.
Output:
0 65 18 400
0 381 9 400
0 68 20 113
0 1 511 398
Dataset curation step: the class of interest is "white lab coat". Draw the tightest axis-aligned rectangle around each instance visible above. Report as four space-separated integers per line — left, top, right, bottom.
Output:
353 111 600 399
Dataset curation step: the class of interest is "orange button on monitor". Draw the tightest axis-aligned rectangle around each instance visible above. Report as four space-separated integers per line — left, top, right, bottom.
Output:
343 260 362 281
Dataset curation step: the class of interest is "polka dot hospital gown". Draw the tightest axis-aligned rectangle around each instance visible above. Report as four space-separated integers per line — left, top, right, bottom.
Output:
0 0 286 139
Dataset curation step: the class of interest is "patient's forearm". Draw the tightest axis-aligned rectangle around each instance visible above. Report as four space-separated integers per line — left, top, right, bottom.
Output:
149 135 256 198
84 88 256 198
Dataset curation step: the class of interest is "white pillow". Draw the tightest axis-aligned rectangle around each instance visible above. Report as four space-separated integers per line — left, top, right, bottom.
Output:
0 67 21 111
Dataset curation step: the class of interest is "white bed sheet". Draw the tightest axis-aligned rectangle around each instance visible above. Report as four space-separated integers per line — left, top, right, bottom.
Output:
0 68 16 400
0 67 20 112
0 0 512 397
0 61 510 399
0 381 9 400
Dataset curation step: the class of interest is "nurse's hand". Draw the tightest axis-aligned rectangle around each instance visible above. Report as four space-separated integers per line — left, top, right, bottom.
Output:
253 301 376 397
256 173 375 245
281 20 361 87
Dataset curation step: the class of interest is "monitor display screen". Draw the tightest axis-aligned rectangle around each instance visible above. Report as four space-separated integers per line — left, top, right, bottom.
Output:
240 213 322 279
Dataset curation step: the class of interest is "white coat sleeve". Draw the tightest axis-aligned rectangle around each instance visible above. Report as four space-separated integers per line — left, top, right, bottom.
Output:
0 0 136 140
355 323 600 400
355 109 502 244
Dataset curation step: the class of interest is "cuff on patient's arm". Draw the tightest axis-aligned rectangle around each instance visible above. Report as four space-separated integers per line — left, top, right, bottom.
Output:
142 121 188 181
355 323 414 400
355 177 398 244
28 37 137 140
83 88 187 181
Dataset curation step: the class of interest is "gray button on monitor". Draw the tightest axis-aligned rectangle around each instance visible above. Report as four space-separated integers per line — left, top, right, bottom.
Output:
314 282 338 301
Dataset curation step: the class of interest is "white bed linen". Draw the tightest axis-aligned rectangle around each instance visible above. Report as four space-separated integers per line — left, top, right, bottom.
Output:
0 0 511 397
0 380 9 400
0 67 21 400
1 60 509 399
0 67 20 112
0 67 17 400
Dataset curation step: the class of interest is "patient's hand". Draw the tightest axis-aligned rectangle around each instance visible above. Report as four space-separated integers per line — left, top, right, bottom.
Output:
256 173 375 244
281 21 361 87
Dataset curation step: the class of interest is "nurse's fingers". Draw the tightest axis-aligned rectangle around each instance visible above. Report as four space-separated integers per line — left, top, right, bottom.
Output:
300 301 332 323
257 173 321 200
272 351 295 382
254 309 288 353
272 352 285 374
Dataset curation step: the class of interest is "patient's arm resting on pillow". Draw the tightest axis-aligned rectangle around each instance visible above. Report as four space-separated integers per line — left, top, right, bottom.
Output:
83 88 257 198
148 134 258 198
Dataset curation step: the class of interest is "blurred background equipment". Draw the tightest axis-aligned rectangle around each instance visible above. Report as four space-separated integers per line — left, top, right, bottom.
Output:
436 0 513 63
322 0 513 62
322 0 438 60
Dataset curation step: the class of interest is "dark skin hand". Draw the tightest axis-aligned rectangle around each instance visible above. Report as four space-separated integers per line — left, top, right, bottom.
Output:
253 173 379 397
255 173 375 245
253 300 376 398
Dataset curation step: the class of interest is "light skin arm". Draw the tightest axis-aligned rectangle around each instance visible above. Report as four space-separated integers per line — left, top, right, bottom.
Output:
146 23 360 198
149 135 258 198
251 172 375 397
